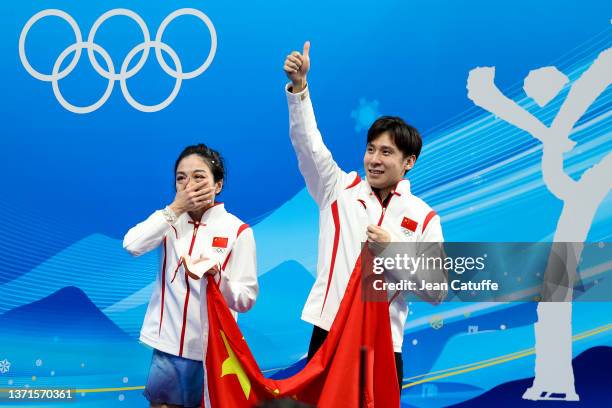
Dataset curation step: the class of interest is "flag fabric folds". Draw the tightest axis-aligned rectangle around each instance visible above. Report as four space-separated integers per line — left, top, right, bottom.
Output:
205 257 400 407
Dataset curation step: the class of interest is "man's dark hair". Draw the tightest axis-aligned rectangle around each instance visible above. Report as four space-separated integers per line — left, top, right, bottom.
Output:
366 116 422 160
174 143 225 184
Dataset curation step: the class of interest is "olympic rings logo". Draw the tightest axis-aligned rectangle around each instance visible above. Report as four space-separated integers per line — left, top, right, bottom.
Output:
19 8 217 114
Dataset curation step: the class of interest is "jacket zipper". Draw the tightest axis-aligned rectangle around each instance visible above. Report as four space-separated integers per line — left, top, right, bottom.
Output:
375 194 393 226
374 181 401 226
179 220 201 357
188 221 200 256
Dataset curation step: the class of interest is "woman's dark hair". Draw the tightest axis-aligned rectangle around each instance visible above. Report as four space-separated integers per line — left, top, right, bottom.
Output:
366 116 422 160
174 144 225 183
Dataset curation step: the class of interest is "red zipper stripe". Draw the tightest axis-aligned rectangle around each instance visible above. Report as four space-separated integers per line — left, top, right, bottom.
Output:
377 209 386 226
179 278 191 357
159 237 167 335
374 190 396 310
321 200 341 315
372 184 397 226
179 222 200 357
188 223 199 254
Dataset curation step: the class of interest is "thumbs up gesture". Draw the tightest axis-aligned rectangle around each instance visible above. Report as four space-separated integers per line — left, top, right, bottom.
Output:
284 41 310 93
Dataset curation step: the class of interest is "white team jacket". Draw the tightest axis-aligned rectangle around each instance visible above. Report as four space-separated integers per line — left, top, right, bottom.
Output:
286 85 444 352
123 203 258 361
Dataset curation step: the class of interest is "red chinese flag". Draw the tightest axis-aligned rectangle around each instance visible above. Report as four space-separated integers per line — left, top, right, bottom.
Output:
204 255 400 407
212 237 228 248
401 216 418 232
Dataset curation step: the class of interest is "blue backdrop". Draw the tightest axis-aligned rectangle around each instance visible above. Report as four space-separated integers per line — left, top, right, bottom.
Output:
0 1 610 407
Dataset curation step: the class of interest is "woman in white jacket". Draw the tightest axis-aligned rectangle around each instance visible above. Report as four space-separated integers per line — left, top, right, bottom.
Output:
123 144 258 408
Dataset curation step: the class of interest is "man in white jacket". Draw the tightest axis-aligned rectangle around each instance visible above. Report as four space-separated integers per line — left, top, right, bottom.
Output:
283 42 445 391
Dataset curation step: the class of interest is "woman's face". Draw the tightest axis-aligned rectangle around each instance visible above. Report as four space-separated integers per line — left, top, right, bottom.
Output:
175 154 223 204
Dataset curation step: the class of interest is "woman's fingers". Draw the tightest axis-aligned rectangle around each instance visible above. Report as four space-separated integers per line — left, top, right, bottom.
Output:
186 180 208 192
192 187 214 200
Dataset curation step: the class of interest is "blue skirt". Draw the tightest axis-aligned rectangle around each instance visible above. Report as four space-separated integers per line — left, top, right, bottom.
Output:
144 349 204 407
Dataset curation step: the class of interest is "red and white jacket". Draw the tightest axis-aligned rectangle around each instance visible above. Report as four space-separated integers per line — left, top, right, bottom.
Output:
287 85 444 352
123 203 258 361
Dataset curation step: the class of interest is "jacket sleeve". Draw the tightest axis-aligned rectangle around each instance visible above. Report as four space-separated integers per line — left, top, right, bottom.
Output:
414 214 448 304
421 214 444 242
218 227 259 313
286 84 346 208
123 210 169 256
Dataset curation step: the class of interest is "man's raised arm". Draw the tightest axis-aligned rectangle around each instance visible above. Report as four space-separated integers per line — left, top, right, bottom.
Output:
284 41 344 208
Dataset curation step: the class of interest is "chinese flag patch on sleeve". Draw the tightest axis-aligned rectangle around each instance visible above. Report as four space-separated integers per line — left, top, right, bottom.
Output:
401 216 418 232
212 237 228 248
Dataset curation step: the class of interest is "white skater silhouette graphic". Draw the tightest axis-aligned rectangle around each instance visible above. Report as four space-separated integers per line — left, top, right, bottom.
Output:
466 47 612 401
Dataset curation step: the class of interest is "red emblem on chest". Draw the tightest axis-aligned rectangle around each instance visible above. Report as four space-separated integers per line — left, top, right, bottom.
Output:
212 237 228 248
401 217 418 232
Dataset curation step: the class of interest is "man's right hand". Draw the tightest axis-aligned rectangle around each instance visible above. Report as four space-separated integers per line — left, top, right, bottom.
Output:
169 181 214 216
284 41 310 93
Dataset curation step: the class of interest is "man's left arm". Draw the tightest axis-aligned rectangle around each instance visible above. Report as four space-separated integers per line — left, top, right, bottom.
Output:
414 214 448 304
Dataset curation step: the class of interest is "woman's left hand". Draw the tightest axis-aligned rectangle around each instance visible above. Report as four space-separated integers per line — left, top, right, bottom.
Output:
183 254 220 280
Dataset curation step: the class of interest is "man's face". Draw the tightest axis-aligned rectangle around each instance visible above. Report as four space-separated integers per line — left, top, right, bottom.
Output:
363 132 414 190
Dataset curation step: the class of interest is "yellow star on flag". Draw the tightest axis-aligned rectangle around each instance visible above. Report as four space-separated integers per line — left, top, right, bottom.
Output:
220 330 251 400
